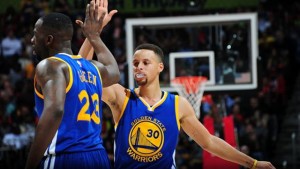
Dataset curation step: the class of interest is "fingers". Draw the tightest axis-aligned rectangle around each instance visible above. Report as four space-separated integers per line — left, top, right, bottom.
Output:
89 0 95 21
100 0 104 7
108 10 118 18
96 0 100 7
85 3 90 22
103 0 107 8
94 0 99 20
75 20 83 27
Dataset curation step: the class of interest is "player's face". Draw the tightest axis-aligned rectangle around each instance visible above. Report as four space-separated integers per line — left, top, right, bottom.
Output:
31 19 48 62
133 49 163 86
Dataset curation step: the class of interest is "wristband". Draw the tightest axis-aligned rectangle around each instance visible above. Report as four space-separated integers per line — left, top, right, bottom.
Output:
251 160 258 169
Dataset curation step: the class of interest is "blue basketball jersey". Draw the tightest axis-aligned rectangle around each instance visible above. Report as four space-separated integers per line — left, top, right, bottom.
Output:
114 89 180 169
34 53 104 155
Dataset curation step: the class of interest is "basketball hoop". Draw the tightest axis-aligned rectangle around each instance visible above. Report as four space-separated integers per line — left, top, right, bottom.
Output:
171 76 207 119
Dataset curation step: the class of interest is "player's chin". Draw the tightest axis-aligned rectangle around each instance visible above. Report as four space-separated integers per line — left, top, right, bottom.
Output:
135 79 147 86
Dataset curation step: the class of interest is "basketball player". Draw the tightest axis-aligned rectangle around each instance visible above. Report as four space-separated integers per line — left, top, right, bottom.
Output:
25 0 120 169
79 1 275 169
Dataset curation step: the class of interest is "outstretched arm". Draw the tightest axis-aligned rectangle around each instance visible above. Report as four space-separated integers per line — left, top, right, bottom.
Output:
78 0 117 60
178 96 275 169
77 0 119 87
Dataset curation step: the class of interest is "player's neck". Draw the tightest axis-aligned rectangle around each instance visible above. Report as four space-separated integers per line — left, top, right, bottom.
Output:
51 47 73 56
136 86 163 106
137 83 162 100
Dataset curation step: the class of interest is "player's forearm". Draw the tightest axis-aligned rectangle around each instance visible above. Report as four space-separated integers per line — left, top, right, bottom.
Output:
25 124 56 169
25 132 48 169
204 136 256 168
88 35 120 82
79 38 94 60
25 148 40 169
88 35 116 66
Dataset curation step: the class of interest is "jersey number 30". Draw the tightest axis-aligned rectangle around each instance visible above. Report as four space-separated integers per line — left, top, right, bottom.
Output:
77 90 100 124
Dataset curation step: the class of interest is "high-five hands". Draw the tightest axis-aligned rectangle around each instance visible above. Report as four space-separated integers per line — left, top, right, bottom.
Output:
76 0 117 35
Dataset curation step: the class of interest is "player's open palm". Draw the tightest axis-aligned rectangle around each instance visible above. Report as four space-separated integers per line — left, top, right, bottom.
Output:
98 0 117 31
76 0 117 35
76 0 105 38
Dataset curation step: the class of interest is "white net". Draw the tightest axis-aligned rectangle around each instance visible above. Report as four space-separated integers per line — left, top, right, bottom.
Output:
171 76 207 119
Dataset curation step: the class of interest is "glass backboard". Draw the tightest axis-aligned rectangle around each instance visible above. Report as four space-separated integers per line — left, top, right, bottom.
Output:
126 13 258 91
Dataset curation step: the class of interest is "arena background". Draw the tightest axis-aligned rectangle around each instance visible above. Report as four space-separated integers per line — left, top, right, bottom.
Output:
0 0 299 168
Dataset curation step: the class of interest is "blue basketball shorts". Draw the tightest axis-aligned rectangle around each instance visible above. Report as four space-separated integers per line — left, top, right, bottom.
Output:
39 149 111 169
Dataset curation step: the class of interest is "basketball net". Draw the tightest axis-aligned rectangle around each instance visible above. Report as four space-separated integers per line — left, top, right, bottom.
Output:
171 76 207 119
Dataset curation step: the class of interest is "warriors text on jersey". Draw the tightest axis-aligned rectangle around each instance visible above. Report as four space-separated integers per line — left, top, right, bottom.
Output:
34 53 104 155
114 89 180 169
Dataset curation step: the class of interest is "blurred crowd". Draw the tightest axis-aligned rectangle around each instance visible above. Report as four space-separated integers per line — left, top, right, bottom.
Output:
0 0 300 168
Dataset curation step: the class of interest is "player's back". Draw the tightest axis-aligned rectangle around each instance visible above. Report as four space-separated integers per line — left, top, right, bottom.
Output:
34 53 104 155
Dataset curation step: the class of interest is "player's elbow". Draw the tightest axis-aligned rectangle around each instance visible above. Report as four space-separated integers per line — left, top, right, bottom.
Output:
109 68 121 84
112 70 121 83
44 106 64 120
200 135 214 151
53 109 64 119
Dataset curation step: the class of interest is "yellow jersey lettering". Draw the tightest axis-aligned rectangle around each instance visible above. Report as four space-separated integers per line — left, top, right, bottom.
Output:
127 147 135 155
141 156 148 162
127 147 163 162
153 118 166 131
140 116 152 121
131 116 153 126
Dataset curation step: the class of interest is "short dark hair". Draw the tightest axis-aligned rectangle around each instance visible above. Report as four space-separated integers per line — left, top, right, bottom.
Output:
40 12 73 40
134 43 164 62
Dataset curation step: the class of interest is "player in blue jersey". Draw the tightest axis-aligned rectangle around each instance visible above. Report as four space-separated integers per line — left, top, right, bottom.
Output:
79 1 275 169
83 43 275 169
25 0 120 169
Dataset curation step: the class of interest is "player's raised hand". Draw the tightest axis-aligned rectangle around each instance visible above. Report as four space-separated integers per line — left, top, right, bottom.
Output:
98 0 117 31
76 0 105 38
76 0 117 34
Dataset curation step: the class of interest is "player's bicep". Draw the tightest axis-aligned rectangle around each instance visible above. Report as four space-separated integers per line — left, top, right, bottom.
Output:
102 84 124 106
102 84 126 122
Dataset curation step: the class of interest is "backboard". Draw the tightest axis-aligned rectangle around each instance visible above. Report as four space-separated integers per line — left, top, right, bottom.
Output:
126 13 258 91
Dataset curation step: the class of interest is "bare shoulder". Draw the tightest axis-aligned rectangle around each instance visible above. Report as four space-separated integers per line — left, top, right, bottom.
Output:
102 83 128 106
103 84 129 123
35 58 67 84
103 83 126 95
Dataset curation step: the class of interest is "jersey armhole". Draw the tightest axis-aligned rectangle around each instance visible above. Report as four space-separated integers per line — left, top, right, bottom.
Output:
34 75 44 99
48 57 73 93
115 89 131 128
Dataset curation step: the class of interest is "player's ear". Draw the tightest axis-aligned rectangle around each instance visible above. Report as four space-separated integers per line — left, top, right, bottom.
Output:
158 62 164 72
46 35 54 46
